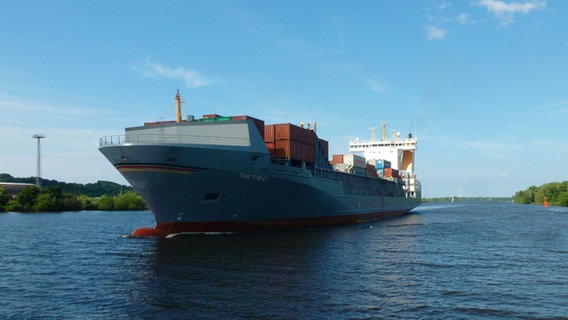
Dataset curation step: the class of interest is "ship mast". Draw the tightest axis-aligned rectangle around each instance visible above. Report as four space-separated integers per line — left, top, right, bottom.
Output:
380 122 388 141
175 89 182 123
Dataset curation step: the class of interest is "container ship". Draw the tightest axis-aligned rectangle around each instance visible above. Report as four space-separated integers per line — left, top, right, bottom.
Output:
99 91 421 237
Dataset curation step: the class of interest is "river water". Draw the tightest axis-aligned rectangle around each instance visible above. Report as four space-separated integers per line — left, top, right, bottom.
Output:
1 202 567 319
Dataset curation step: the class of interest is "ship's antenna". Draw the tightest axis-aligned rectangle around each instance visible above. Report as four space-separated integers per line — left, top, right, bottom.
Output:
380 122 388 141
370 128 375 141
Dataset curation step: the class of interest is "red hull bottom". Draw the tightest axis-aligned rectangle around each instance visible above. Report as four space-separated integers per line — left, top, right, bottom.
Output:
131 210 410 238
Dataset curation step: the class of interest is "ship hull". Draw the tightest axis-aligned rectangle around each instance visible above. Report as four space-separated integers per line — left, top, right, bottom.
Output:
100 141 420 236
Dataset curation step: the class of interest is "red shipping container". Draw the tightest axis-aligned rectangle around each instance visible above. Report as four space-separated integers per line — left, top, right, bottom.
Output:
331 154 344 165
274 140 315 163
265 142 276 158
366 164 378 178
274 123 316 145
264 124 275 143
384 168 400 178
203 114 221 119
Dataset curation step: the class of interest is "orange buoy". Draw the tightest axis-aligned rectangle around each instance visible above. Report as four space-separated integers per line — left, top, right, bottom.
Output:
131 227 170 238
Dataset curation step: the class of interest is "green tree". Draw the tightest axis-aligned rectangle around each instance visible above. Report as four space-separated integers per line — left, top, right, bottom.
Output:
514 181 568 207
62 195 83 211
113 192 147 210
0 188 10 211
16 186 40 211
97 195 115 211
34 187 65 212
4 200 22 212
77 195 97 210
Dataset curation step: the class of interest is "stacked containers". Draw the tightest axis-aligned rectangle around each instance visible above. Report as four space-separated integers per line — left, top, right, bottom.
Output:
264 123 316 163
366 163 379 178
373 159 391 169
384 168 400 179
343 154 367 175
372 159 391 176
343 154 366 168
331 154 344 165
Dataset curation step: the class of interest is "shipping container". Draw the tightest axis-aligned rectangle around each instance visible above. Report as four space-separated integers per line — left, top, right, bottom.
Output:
274 123 316 145
343 154 366 169
264 124 275 143
318 138 329 160
265 142 276 158
352 167 367 176
370 159 391 169
272 140 316 163
384 168 400 178
366 163 378 178
203 114 222 119
331 154 344 165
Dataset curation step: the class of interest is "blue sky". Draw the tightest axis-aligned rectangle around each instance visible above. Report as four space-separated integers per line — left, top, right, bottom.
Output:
1 0 566 198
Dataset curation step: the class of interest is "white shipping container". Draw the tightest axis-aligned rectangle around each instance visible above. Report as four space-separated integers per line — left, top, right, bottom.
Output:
343 154 366 168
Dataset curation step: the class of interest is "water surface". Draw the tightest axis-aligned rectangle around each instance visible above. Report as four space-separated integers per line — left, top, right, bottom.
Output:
1 202 567 319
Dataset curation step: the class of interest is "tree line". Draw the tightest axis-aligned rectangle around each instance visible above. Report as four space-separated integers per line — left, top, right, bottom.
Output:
423 197 511 202
0 173 133 197
0 185 147 212
0 174 147 212
513 181 568 206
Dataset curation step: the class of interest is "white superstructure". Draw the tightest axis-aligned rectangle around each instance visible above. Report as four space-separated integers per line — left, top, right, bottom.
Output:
349 122 420 197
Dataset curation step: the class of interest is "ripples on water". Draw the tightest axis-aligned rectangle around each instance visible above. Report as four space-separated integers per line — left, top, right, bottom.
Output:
1 202 567 319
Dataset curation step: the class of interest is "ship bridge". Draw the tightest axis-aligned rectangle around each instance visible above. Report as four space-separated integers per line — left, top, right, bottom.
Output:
349 122 416 173
349 123 419 197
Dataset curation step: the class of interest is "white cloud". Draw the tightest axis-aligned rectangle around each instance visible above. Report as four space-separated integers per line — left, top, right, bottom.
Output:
0 93 118 128
474 0 546 26
457 13 471 24
133 59 217 88
439 1 453 10
425 26 447 40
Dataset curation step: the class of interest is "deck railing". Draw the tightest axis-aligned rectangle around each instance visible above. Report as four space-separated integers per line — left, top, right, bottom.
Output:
99 134 250 147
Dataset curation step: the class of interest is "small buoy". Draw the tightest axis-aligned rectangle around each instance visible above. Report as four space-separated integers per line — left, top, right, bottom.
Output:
131 227 170 238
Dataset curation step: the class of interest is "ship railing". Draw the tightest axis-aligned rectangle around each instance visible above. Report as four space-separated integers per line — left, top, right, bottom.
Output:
99 134 250 147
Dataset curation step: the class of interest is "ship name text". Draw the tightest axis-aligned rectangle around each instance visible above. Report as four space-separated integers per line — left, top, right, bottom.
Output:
239 173 268 182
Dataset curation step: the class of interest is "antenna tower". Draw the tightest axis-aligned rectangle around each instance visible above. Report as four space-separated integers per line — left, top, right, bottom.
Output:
32 134 45 188
380 122 388 141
